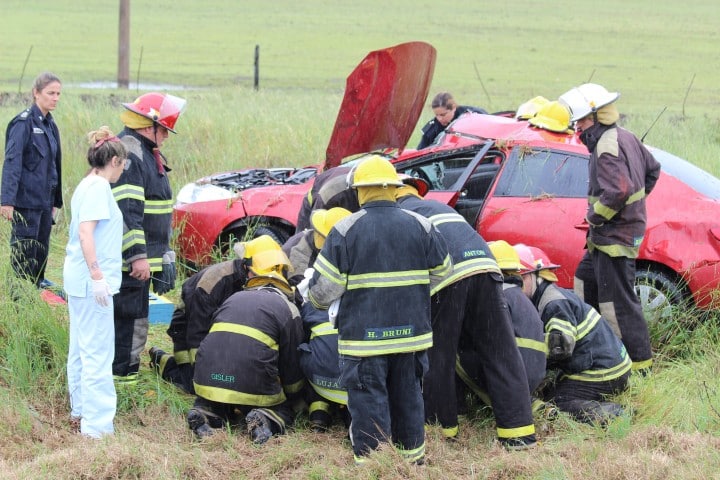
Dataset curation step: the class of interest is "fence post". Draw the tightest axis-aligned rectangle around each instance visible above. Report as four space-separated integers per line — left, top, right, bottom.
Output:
254 45 259 90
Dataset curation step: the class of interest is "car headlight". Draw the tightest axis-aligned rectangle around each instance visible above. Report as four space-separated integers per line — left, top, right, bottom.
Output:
175 182 235 205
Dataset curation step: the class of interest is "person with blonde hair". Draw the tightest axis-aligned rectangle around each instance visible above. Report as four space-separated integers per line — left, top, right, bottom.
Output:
64 126 128 437
2 72 63 288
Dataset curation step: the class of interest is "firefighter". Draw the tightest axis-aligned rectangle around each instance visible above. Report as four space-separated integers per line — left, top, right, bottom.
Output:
283 207 352 286
559 83 661 373
395 180 536 449
456 240 547 413
295 165 359 232
187 245 305 443
111 92 186 383
148 235 282 394
305 155 451 464
515 243 631 425
284 207 352 431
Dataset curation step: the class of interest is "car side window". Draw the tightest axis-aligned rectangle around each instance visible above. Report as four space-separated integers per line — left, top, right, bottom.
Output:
493 148 588 197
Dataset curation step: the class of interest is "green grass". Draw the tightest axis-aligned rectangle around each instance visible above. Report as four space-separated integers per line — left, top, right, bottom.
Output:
1 0 720 478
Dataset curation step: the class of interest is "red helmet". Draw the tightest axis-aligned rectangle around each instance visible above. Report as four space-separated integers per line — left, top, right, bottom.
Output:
122 92 187 133
514 243 560 281
397 173 430 197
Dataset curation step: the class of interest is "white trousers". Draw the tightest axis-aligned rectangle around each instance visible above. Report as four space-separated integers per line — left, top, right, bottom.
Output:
67 294 117 437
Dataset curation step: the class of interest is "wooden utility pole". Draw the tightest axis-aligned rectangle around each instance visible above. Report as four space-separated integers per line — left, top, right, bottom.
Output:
118 0 130 89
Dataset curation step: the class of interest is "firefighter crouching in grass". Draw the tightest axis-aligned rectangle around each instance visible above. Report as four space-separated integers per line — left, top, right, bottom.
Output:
287 208 353 432
186 244 305 443
149 235 282 394
304 155 452 465
455 240 548 415
514 243 631 425
395 178 537 449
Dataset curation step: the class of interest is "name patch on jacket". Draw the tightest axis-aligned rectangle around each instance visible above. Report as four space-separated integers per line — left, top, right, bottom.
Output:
365 325 414 340
463 249 487 258
210 373 235 383
312 374 341 389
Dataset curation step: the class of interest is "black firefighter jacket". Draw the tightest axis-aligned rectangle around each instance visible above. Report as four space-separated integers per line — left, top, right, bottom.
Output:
193 285 305 407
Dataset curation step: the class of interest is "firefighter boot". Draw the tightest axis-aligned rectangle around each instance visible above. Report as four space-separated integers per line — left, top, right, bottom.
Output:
309 409 332 433
245 409 274 444
187 408 214 439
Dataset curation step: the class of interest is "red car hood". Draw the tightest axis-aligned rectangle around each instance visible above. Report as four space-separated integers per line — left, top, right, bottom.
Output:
324 41 436 170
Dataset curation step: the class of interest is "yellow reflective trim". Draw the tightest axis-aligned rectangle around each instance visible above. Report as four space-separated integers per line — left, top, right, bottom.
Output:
632 358 653 371
310 384 348 405
626 188 646 205
310 322 338 339
516 337 548 354
593 201 618 221
314 254 347 286
564 355 632 382
309 401 330 414
339 332 433 356
122 230 146 250
575 309 601 341
442 425 459 438
112 184 145 202
455 358 492 406
347 270 430 289
283 378 305 395
497 424 536 439
144 199 174 215
545 318 576 338
174 350 191 365
428 212 467 226
209 322 278 350
194 383 286 406
433 257 500 292
397 442 425 462
190 348 198 364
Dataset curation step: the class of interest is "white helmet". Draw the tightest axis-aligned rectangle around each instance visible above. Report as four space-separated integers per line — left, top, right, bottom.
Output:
558 83 619 122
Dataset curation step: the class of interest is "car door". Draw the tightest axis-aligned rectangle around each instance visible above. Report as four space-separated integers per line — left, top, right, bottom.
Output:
478 146 590 288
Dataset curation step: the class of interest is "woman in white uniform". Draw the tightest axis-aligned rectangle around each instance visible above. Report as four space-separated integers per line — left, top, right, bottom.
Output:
64 126 127 438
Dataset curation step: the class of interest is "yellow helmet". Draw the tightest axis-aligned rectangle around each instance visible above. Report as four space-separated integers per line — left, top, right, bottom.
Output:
488 240 522 272
528 101 572 133
311 207 352 237
233 234 281 260
515 96 550 120
350 155 403 189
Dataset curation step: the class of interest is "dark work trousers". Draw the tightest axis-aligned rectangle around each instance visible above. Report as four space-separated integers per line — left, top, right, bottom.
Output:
112 273 150 376
10 207 53 286
574 250 652 367
340 352 427 462
428 273 534 440
152 351 195 394
543 371 629 420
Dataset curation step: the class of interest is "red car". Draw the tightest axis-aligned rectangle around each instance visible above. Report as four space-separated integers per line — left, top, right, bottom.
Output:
173 43 720 317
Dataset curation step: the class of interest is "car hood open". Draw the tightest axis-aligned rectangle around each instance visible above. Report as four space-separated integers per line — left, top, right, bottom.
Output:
324 41 436 170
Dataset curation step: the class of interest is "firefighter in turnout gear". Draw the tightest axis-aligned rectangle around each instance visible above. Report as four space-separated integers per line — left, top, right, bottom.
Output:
187 244 305 443
395 179 537 450
287 207 353 431
306 156 451 464
149 235 284 394
295 165 359 233
559 83 661 373
111 92 186 382
456 241 547 415
515 244 631 425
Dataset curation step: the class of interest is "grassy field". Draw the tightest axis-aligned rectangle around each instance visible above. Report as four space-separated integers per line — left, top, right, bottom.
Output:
1 1 720 478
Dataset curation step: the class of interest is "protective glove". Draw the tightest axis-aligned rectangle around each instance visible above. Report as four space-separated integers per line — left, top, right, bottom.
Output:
547 330 575 361
152 251 177 295
91 278 112 307
328 298 341 327
296 268 315 303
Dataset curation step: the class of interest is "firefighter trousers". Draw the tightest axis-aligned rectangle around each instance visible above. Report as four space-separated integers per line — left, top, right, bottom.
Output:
340 352 427 463
426 273 535 441
112 273 150 377
574 250 652 369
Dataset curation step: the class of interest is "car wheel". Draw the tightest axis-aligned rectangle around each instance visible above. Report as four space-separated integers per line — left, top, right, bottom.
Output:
252 225 290 246
635 268 689 323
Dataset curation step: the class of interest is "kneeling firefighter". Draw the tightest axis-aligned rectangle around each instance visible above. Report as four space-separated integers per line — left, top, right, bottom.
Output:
149 235 282 394
187 244 306 443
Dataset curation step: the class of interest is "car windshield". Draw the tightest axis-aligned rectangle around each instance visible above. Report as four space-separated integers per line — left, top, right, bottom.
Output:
650 148 720 200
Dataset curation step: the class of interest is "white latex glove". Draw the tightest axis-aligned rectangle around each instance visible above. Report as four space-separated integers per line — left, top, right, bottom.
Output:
92 278 112 307
296 268 315 302
328 298 341 327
